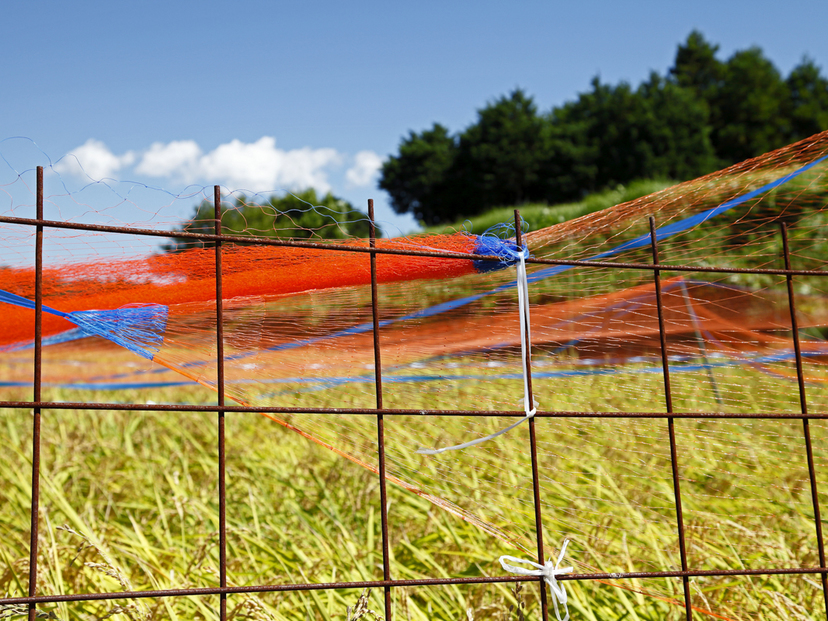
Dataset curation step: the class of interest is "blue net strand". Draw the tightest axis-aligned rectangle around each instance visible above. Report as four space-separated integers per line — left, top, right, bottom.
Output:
472 220 530 273
0 328 86 352
9 347 821 393
36 146 821 373
0 290 169 360
0 289 69 318
68 304 169 360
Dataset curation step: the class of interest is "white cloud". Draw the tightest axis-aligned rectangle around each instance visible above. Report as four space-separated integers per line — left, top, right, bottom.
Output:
346 150 383 187
199 138 341 193
56 137 360 195
55 139 135 180
135 140 201 178
136 136 342 194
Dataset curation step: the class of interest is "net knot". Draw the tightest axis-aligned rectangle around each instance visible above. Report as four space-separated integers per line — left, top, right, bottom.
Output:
500 540 573 621
472 221 529 273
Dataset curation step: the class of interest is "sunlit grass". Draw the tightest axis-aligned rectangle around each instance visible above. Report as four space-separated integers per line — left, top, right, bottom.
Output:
1 350 825 620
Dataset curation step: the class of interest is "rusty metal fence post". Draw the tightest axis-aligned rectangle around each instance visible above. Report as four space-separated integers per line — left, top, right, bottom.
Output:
649 217 692 620
27 166 44 621
368 199 393 620
781 221 828 619
514 210 550 621
215 186 228 620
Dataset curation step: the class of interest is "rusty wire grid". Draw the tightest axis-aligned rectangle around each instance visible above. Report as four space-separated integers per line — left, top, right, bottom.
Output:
1 169 827 621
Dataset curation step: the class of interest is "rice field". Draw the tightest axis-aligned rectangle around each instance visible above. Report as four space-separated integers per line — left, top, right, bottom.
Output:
1 350 826 621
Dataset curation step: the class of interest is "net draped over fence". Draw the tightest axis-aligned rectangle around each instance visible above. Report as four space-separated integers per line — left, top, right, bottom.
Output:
3 132 828 620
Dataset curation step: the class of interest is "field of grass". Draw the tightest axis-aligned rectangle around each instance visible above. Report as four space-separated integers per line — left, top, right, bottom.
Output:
2 351 827 621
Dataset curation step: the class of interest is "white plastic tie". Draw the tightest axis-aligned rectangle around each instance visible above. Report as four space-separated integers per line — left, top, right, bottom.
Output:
417 243 536 455
500 540 573 621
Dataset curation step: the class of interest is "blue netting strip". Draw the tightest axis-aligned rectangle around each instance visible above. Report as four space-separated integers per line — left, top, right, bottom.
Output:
0 290 69 318
0 292 169 361
68 304 169 360
5 347 821 393
0 327 86 352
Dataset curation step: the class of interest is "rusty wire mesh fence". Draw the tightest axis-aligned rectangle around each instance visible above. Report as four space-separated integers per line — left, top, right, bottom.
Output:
1 168 828 621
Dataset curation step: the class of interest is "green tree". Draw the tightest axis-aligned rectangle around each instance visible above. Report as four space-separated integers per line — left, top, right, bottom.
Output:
378 123 459 224
670 31 828 164
378 31 828 224
552 75 715 194
164 189 376 252
455 89 553 209
635 73 717 179
536 113 597 204
669 30 723 105
711 47 791 163
786 57 828 140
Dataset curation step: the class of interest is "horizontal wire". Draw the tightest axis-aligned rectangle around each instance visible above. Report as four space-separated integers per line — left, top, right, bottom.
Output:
1 214 828 276
2 400 828 418
2 565 827 606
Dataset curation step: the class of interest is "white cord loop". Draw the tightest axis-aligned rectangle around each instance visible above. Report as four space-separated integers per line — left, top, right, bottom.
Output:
515 252 534 416
417 243 536 455
500 540 573 621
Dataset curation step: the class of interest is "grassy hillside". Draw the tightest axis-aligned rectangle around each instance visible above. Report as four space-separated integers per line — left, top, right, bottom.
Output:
422 179 675 236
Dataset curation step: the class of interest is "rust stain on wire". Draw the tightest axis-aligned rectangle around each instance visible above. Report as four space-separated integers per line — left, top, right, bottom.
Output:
2 213 828 277
6 401 828 419
214 185 228 621
4 565 828 605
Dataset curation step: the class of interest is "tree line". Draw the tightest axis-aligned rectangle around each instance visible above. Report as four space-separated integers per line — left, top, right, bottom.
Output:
164 189 375 252
379 31 828 224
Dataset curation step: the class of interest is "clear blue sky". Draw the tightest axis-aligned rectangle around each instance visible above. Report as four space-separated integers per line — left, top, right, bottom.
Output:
2 0 827 240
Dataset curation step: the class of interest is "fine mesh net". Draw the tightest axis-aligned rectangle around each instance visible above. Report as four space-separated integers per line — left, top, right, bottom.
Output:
3 132 828 620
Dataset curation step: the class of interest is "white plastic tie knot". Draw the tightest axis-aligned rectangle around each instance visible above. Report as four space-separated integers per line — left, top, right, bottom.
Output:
500 540 573 621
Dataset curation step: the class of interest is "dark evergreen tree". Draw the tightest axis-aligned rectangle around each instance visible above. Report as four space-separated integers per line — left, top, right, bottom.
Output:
537 111 597 203
786 57 828 141
377 32 828 224
552 75 715 193
669 30 723 105
379 123 459 223
455 89 553 209
636 73 718 180
712 47 790 163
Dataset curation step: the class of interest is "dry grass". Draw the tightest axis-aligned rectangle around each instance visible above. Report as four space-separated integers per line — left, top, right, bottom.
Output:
0 354 826 620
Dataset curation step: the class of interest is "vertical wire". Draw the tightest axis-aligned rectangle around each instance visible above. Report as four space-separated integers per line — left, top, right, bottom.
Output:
514 210 549 621
678 280 723 408
368 200 393 620
781 222 828 619
27 166 44 621
649 217 692 620
215 186 227 620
